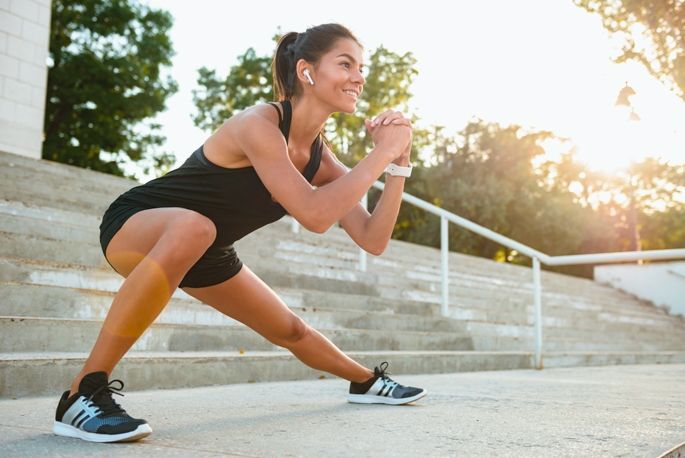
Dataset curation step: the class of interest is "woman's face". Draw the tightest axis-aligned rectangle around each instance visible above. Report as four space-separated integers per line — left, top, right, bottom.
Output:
309 38 365 114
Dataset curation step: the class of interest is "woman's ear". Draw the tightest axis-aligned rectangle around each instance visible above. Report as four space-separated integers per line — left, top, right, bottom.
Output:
295 59 314 86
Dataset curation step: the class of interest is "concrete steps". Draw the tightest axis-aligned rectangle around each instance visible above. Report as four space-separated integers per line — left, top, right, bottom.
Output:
2 150 685 398
2 221 669 327
3 256 678 343
0 350 537 398
0 188 666 318
0 316 476 353
3 350 684 399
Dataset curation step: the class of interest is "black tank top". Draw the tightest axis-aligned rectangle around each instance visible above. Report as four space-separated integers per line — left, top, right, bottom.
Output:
110 100 322 248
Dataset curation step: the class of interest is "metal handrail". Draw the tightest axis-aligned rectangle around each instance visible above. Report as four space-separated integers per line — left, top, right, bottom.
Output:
292 177 685 370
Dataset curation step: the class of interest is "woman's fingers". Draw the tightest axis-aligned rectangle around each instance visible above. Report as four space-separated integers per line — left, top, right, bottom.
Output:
371 110 394 126
371 110 405 127
390 118 412 128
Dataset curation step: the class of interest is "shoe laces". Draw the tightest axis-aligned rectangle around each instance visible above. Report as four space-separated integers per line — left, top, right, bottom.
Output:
375 362 394 382
375 362 406 390
85 379 127 417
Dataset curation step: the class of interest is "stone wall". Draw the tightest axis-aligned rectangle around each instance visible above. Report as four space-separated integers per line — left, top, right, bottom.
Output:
0 0 50 159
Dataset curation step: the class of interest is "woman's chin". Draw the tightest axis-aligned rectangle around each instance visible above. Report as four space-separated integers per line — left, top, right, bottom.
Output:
340 104 357 114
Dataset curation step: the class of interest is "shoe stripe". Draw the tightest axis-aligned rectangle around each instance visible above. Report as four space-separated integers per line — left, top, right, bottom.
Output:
75 408 94 429
384 382 398 397
376 382 387 396
379 382 395 397
75 414 91 429
71 409 86 427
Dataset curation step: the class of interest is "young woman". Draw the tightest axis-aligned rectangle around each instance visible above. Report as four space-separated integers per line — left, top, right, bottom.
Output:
53 23 426 443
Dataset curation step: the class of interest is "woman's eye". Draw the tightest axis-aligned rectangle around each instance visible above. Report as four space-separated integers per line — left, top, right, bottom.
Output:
341 62 350 68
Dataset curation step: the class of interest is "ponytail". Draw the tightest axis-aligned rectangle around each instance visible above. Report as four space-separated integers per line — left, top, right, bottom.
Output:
273 32 300 101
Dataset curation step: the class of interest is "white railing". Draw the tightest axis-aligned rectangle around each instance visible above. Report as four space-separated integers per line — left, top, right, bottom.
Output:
292 179 685 370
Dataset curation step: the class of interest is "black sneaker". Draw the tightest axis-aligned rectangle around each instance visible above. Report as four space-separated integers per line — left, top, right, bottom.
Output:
347 362 427 405
53 372 152 442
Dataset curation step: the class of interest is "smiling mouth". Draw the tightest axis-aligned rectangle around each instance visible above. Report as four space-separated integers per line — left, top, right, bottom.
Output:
343 90 358 100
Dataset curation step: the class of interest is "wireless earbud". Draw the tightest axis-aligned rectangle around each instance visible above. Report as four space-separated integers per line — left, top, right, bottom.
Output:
303 69 314 85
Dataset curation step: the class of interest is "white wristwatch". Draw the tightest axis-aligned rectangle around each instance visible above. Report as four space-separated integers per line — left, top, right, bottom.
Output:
385 163 412 177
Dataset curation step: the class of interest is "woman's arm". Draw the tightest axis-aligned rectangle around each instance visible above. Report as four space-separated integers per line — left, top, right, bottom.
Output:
317 114 413 255
230 108 410 233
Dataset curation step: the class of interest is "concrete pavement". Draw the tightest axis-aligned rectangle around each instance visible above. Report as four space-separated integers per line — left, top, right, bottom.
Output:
1 364 683 457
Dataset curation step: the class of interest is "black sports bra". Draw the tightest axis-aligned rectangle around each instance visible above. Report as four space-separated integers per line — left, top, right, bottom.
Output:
268 100 322 182
104 100 324 247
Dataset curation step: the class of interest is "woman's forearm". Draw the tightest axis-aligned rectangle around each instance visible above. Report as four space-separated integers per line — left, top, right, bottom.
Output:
295 146 395 232
357 173 407 255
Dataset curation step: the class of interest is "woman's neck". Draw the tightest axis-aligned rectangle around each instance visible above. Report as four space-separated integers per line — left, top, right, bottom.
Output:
287 96 330 147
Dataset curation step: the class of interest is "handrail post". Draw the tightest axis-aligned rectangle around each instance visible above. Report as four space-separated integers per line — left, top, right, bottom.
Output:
533 257 542 369
358 192 368 272
441 215 449 317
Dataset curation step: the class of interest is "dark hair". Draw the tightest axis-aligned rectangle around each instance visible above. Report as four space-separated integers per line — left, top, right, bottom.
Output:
273 24 362 101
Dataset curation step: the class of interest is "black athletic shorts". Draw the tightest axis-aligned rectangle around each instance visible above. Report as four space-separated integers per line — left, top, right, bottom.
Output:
99 203 243 288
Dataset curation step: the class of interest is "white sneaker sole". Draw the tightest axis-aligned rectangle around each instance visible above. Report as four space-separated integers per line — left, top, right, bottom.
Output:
53 421 152 442
347 389 427 405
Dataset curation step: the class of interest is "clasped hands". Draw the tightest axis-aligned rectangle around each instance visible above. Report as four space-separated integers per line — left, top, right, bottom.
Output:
365 110 412 166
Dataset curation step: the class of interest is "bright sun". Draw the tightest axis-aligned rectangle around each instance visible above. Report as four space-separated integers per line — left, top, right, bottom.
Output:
549 76 685 174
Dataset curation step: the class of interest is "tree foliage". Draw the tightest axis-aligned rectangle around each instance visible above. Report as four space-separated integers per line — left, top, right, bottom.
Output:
574 0 685 101
44 0 178 176
192 48 273 132
397 121 585 264
395 120 685 277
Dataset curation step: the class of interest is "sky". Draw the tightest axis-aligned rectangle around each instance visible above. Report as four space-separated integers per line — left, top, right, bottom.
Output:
142 0 685 175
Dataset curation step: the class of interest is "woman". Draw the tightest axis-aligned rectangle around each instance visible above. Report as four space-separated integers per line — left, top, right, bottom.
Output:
53 23 425 443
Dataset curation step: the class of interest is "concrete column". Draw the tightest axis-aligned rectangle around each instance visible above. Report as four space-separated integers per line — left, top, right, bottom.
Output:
0 0 51 159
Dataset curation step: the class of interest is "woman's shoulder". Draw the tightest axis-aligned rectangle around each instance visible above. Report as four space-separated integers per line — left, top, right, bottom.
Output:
210 103 281 140
233 103 281 125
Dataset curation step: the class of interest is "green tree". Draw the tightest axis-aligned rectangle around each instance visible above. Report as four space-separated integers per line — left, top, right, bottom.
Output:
394 120 589 272
381 117 685 280
192 48 274 132
396 117 685 278
609 159 685 251
640 205 685 250
557 157 685 250
44 0 178 176
574 0 685 101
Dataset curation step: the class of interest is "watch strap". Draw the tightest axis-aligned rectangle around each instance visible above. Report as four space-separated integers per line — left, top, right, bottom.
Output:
385 163 412 177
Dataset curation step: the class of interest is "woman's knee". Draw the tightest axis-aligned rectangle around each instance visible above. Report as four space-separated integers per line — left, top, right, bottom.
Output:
165 212 217 252
273 316 310 347
106 209 217 278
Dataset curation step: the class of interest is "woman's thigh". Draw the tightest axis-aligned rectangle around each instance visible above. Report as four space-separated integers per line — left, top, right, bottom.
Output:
182 265 306 346
106 207 216 278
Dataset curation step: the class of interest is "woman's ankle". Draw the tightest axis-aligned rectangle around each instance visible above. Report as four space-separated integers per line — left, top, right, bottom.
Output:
69 369 108 397
351 368 374 384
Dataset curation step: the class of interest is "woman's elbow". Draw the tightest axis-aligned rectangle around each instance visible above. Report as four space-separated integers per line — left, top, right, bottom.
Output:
309 224 330 234
364 239 389 256
299 216 332 234
367 247 385 256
